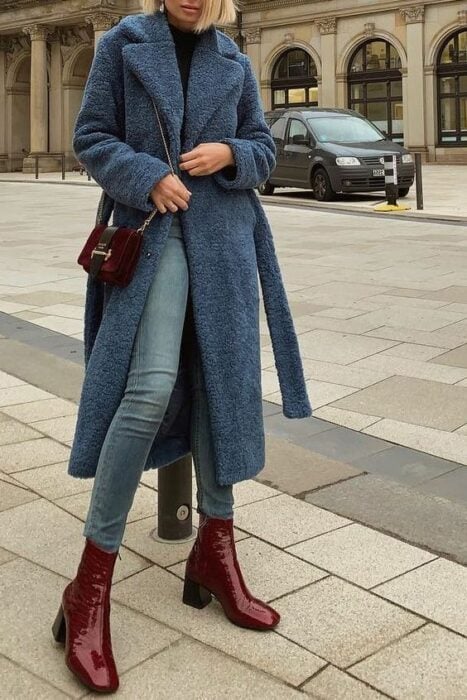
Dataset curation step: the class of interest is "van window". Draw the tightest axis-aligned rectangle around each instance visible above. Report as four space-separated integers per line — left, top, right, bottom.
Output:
270 117 287 141
287 119 309 144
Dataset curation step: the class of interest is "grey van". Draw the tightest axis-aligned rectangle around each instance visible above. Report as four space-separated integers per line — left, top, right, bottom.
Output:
261 107 415 201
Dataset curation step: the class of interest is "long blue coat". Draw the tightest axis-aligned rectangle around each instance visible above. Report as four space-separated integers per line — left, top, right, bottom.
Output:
68 11 312 486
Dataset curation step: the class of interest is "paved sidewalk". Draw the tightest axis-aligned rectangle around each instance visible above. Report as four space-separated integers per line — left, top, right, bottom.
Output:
2 180 466 468
1 369 466 698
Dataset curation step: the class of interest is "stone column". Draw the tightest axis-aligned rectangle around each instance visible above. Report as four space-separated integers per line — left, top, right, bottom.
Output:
400 6 426 152
0 38 10 169
244 28 262 81
23 24 52 154
49 31 63 154
85 12 116 51
317 17 337 107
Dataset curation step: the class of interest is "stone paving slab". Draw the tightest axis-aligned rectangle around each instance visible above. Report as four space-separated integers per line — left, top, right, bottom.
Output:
287 524 436 589
0 438 71 473
364 419 467 465
283 424 393 464
1 397 77 423
0 418 43 446
0 499 149 583
350 445 463 485
312 406 381 431
417 466 467 505
306 475 467 565
0 479 39 512
0 546 16 565
303 665 387 699
332 376 467 431
352 352 467 384
233 494 350 548
276 577 423 668
374 558 467 636
292 329 399 365
433 342 467 368
11 461 91 500
260 436 362 495
31 415 78 443
110 637 305 700
351 624 467 699
0 655 69 700
0 384 55 408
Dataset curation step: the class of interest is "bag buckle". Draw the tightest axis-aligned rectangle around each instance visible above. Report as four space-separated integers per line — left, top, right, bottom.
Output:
91 245 112 261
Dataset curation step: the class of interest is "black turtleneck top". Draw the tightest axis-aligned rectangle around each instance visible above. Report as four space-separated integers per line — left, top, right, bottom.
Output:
168 20 237 179
168 21 200 104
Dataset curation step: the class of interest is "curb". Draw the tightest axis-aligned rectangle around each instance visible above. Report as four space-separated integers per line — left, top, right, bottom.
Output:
1 176 466 224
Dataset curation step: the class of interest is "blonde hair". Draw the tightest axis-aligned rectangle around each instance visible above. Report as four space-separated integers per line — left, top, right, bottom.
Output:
142 0 238 32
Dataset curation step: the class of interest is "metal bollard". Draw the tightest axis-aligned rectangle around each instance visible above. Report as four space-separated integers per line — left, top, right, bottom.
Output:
414 152 424 210
35 156 39 180
151 455 196 543
374 154 410 212
61 155 65 181
384 154 399 206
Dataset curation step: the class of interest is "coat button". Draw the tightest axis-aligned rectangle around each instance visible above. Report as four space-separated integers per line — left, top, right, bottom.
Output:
146 252 152 258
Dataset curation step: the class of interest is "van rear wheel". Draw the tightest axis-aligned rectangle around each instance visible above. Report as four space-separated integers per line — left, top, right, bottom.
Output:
258 180 275 196
312 168 334 202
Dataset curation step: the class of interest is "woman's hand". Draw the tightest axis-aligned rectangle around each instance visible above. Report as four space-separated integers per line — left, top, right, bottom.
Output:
179 143 235 176
150 173 192 213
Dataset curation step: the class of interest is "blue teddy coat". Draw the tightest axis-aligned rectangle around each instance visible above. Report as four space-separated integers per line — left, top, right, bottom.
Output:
68 11 312 486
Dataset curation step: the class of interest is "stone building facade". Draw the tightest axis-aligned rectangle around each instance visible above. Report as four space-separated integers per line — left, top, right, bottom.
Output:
0 0 465 172
239 0 467 163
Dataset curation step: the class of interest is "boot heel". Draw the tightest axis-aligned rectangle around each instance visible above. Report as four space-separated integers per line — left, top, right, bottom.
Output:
183 577 212 609
52 605 66 644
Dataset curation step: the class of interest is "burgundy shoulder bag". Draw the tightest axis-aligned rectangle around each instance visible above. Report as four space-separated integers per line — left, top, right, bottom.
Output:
77 98 176 288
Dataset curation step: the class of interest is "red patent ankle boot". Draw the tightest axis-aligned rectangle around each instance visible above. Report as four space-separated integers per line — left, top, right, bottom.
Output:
51 538 120 693
183 513 280 630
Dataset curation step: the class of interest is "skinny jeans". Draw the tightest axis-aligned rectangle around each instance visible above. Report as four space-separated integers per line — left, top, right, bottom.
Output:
83 213 234 552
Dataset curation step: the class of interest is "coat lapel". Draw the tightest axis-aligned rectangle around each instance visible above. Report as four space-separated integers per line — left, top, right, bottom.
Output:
122 39 185 158
122 11 243 156
184 44 243 147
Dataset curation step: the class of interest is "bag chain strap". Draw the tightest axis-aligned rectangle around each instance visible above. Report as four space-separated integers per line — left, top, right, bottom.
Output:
137 97 177 235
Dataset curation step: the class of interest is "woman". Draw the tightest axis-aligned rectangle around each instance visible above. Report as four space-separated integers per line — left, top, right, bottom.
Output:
53 0 311 693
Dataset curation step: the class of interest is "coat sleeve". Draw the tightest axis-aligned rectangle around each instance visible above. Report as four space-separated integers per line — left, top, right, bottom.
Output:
72 35 172 213
213 54 276 191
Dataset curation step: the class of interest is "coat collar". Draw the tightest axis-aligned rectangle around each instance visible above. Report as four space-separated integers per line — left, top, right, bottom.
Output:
121 12 243 155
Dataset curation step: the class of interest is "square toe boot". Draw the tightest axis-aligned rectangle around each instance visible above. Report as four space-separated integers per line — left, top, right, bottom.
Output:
183 514 280 630
51 538 119 693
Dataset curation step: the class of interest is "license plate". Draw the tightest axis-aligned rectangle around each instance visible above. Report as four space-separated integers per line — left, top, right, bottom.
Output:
372 168 384 177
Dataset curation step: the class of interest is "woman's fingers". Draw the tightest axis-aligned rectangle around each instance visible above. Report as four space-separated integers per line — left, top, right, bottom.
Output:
150 173 193 213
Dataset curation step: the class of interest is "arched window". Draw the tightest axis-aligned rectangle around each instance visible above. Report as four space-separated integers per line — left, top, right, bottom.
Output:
437 29 467 144
348 40 404 142
271 49 318 109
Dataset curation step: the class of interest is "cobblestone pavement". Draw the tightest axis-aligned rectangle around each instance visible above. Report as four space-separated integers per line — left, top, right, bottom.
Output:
0 181 466 697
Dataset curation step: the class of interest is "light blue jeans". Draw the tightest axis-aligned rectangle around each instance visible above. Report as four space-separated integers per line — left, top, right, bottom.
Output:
83 213 234 552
